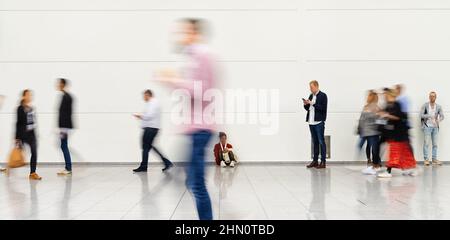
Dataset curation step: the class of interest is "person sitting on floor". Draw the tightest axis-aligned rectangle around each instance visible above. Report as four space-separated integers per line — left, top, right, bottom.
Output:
214 132 238 168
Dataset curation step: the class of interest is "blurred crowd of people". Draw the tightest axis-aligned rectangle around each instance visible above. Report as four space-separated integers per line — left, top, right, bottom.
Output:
356 85 444 178
0 16 446 222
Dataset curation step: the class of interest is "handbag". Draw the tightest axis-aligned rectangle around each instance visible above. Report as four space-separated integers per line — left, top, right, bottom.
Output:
7 143 25 168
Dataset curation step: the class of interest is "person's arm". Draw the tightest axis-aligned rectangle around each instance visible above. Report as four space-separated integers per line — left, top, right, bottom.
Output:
312 93 327 113
420 104 431 120
437 106 444 121
382 104 403 121
158 55 214 98
303 95 312 111
213 144 221 165
226 143 234 152
15 106 25 141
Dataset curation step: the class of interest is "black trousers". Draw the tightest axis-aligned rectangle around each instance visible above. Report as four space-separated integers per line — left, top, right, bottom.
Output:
22 131 37 174
139 127 169 169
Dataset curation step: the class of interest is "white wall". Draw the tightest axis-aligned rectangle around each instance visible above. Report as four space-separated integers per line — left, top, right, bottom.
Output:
0 0 449 163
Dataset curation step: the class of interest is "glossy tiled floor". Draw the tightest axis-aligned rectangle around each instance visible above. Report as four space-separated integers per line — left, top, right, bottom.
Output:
1 163 449 220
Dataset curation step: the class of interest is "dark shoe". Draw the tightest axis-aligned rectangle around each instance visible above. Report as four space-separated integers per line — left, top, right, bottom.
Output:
306 161 319 168
315 162 326 169
133 167 147 173
162 161 174 172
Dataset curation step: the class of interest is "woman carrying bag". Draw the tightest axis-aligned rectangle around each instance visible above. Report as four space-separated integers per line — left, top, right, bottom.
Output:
15 90 42 180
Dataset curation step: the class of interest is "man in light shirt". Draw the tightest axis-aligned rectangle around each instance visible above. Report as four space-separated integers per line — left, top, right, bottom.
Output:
421 91 444 166
303 80 328 169
133 89 173 172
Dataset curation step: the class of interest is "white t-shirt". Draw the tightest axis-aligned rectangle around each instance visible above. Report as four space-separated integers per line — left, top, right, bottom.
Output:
141 99 161 129
426 103 438 127
308 92 322 125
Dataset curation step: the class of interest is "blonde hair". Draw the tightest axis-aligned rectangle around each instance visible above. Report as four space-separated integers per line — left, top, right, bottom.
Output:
385 89 397 98
366 90 378 105
309 80 319 87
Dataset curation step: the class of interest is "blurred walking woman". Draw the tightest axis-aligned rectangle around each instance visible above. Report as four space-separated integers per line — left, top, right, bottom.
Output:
377 89 417 178
16 90 42 180
359 90 382 175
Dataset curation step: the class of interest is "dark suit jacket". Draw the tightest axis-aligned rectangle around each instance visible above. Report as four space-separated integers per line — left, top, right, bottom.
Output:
59 92 73 129
303 91 328 122
15 105 34 140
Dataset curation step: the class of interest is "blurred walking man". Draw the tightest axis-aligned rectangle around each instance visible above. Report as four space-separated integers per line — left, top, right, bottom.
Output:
56 78 74 175
159 19 217 220
133 90 173 173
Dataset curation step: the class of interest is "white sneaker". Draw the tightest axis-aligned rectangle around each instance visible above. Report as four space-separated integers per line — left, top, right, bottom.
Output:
402 169 418 176
432 160 442 166
230 161 235 168
408 169 418 176
377 172 392 178
57 170 72 175
220 161 227 168
362 166 377 175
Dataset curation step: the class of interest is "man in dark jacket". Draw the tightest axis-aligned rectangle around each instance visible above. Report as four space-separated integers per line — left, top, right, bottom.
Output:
57 78 74 175
303 80 328 169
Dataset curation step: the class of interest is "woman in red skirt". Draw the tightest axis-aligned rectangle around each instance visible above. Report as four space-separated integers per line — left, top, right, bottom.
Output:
377 89 417 178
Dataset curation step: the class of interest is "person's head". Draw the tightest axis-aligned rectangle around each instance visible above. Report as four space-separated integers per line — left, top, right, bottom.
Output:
384 89 397 103
219 132 227 144
366 90 378 105
177 18 205 47
429 91 437 103
309 80 319 94
395 84 404 96
21 89 32 105
57 78 68 91
143 89 153 102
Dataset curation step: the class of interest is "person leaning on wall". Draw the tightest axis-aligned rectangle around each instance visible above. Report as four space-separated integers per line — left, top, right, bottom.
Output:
420 91 444 166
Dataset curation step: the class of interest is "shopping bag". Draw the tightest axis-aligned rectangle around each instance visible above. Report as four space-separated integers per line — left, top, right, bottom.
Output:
7 145 25 168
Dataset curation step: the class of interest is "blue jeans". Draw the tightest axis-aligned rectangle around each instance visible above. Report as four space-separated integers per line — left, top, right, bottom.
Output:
186 130 213 220
358 135 381 165
423 127 439 160
309 122 326 162
60 132 72 171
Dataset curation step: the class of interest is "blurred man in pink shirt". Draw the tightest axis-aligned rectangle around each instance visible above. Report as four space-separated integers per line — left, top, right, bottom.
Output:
158 18 217 220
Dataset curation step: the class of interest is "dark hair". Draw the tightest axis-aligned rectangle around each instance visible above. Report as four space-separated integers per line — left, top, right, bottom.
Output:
20 89 31 105
219 132 227 139
58 78 68 87
182 18 205 34
144 89 153 97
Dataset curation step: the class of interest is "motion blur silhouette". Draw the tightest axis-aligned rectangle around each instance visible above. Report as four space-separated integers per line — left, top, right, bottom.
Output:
157 18 218 220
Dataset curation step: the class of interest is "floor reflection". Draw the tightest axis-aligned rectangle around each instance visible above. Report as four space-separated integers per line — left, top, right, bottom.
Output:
307 169 330 220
